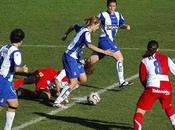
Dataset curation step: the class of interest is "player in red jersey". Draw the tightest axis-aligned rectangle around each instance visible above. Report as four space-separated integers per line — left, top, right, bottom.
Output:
14 68 69 100
133 40 175 130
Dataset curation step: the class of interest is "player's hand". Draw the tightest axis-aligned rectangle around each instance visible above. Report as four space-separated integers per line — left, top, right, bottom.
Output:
23 65 28 73
126 25 131 30
61 34 67 41
38 72 44 77
104 49 113 56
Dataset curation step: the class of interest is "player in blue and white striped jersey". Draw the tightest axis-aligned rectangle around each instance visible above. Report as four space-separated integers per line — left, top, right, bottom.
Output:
85 0 133 88
0 28 28 130
54 16 113 108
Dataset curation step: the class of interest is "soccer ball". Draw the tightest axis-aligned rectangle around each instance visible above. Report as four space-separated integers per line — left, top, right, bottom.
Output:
87 92 100 105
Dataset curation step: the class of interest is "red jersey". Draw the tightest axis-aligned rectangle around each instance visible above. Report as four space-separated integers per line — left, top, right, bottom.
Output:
139 52 175 91
35 68 58 91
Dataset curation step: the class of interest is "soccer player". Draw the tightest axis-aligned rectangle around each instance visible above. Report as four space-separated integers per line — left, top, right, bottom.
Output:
53 16 113 108
133 40 175 130
0 29 28 130
14 68 69 100
85 0 133 88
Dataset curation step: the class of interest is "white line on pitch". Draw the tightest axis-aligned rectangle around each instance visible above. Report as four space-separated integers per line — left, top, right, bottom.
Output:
1 44 175 52
12 73 138 130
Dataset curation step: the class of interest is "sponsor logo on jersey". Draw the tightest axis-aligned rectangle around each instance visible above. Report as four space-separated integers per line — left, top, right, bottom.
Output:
107 25 118 30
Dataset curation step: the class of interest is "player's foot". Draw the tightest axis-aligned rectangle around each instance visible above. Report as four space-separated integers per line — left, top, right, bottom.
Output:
53 103 68 109
64 98 69 104
119 81 134 88
172 125 175 130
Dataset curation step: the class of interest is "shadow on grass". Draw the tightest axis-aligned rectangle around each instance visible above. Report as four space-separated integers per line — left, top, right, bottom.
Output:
17 88 53 107
34 112 134 130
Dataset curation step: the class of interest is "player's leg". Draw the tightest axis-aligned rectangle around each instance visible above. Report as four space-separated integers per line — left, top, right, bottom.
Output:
134 89 157 130
161 92 175 129
54 78 78 108
54 55 79 107
85 54 100 75
5 99 19 130
112 51 125 84
134 108 146 130
4 82 19 130
112 47 133 88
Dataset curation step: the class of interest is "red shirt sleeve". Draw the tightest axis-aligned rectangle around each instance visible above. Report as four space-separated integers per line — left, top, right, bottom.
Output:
139 62 147 87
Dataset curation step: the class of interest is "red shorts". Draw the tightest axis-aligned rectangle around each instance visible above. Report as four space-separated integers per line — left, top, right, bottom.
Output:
137 88 172 110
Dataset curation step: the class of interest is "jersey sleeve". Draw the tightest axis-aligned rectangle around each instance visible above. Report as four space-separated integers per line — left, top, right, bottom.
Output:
55 69 66 82
97 13 101 19
139 61 147 87
84 32 91 46
168 57 175 75
119 13 125 26
74 24 82 33
13 51 23 67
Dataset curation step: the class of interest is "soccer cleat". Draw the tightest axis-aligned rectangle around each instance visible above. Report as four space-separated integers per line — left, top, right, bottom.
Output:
64 98 69 104
119 81 134 88
173 125 175 130
53 103 68 109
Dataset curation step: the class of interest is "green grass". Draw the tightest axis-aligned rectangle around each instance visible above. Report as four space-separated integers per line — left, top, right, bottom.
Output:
0 0 175 130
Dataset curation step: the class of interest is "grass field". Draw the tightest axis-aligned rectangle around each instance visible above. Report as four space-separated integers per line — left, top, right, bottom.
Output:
0 0 175 130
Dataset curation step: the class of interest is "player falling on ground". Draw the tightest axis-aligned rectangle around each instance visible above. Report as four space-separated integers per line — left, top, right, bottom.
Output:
14 68 72 101
53 16 113 108
0 29 28 130
85 0 133 88
133 40 175 130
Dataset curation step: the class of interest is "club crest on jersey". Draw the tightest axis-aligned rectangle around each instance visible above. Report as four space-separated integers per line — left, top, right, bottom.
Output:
0 98 4 103
73 72 77 76
107 25 118 30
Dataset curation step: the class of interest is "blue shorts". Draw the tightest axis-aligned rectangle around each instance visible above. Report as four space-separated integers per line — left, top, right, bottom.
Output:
62 54 85 79
93 36 120 59
0 75 17 106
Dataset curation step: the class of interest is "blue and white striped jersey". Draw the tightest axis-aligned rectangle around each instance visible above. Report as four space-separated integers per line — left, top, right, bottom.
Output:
65 25 91 60
0 44 22 82
98 11 125 42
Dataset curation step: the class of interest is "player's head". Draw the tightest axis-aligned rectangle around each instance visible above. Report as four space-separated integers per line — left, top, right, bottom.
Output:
10 28 25 44
85 16 101 32
107 0 117 14
143 40 159 58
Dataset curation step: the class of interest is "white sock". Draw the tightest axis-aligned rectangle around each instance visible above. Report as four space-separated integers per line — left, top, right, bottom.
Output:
4 111 15 130
170 114 175 126
54 85 71 104
116 60 125 84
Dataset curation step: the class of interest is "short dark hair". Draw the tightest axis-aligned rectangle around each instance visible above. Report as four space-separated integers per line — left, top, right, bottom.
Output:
107 0 117 6
10 28 25 43
142 40 159 58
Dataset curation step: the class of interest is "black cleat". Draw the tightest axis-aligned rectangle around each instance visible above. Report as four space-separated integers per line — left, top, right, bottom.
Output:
119 81 134 88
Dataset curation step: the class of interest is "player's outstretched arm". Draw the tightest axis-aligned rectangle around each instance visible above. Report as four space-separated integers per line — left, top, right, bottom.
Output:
15 65 28 73
87 44 113 56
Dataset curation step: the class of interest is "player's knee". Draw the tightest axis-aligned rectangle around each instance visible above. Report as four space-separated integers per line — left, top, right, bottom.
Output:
79 78 87 85
113 52 124 61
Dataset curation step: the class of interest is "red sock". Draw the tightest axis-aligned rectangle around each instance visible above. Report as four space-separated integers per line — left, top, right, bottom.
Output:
13 79 25 89
166 106 175 117
134 112 143 130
